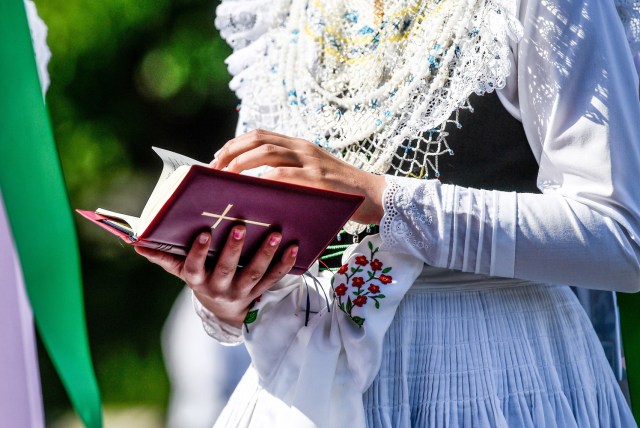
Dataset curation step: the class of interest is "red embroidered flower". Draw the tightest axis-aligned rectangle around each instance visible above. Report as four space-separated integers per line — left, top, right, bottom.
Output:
337 264 348 275
368 285 380 294
379 274 393 284
334 283 348 296
353 295 368 307
355 255 368 266
369 259 383 271
255 296 262 303
351 277 365 288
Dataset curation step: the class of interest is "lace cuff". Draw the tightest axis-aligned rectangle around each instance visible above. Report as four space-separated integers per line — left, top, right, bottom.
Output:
191 291 244 346
380 175 446 266
380 175 517 278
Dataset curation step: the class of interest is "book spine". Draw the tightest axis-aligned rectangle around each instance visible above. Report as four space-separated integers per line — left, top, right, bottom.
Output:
134 240 181 254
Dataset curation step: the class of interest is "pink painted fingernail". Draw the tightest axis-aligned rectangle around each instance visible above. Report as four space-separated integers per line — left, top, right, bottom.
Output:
269 235 281 246
233 229 245 240
199 232 210 244
290 246 298 257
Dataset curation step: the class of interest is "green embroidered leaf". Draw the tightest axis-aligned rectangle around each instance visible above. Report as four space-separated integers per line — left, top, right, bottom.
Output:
331 276 334 286
368 241 373 251
352 316 365 327
351 267 357 274
346 297 353 313
368 271 374 278
339 302 345 312
244 309 259 324
375 300 380 309
377 294 386 298
382 267 392 274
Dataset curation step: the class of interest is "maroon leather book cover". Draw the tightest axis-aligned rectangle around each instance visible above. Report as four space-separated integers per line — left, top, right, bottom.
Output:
77 166 364 275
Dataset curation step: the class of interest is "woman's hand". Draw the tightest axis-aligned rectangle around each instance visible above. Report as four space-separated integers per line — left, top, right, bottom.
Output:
212 129 387 225
135 225 298 328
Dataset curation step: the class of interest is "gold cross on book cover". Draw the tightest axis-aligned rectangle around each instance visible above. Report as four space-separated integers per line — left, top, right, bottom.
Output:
203 204 271 229
76 147 364 275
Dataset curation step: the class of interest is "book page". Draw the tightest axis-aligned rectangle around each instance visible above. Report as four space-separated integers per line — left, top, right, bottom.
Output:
95 208 140 233
96 148 208 237
136 148 210 234
152 147 208 182
138 165 191 234
149 147 207 203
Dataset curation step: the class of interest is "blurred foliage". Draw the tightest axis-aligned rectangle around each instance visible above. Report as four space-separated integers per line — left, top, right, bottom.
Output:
32 0 239 422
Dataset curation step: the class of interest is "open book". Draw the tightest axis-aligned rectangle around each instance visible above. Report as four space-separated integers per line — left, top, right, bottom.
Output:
77 148 364 275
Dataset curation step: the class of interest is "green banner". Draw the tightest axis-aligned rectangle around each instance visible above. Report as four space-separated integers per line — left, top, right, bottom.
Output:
0 1 102 427
619 293 640 421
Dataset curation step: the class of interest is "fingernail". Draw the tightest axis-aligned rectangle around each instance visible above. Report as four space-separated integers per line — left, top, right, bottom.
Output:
214 148 222 158
199 232 210 244
290 246 298 257
209 159 218 169
269 235 281 246
233 228 245 240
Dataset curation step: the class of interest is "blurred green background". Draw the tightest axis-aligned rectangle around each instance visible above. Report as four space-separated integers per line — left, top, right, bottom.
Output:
33 0 238 423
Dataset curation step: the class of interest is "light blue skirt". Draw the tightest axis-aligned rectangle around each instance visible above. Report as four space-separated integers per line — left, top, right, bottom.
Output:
364 270 636 427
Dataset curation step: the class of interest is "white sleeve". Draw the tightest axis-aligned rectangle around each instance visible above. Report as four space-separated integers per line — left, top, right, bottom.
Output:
380 0 640 293
192 291 244 345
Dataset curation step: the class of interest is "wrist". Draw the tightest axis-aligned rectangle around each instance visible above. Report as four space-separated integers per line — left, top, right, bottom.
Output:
194 291 244 329
191 292 244 344
352 172 386 225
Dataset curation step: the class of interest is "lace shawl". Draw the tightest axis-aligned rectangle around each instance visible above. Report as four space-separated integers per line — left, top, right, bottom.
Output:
217 0 523 179
216 0 640 177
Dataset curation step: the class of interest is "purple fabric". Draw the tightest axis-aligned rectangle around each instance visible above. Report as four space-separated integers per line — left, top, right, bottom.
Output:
0 193 44 428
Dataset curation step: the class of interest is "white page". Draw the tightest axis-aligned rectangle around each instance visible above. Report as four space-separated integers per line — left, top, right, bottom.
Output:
152 147 208 182
95 208 140 233
97 148 209 236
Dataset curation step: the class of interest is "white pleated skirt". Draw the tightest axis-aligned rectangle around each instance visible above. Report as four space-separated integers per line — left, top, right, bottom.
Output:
217 268 637 427
363 270 636 427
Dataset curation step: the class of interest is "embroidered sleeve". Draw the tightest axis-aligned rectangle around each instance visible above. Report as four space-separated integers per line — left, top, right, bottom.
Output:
230 236 423 426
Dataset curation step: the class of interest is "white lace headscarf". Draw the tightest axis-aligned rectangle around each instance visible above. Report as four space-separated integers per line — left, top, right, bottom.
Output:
216 0 640 178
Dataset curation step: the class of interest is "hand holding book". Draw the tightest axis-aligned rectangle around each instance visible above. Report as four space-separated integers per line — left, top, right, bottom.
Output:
136 225 298 328
77 135 385 326
78 146 364 274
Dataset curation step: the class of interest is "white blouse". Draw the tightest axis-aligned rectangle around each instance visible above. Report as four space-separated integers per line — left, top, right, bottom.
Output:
198 1 640 426
215 0 640 293
204 0 640 338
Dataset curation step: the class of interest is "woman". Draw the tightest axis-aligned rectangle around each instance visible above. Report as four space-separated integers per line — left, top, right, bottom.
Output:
137 0 640 426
